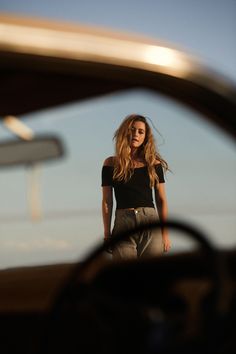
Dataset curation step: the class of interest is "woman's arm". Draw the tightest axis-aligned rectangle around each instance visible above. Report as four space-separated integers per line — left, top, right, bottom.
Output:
102 186 113 239
155 182 171 252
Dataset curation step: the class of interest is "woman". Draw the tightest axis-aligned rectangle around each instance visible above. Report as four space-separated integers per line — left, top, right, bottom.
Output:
102 114 170 259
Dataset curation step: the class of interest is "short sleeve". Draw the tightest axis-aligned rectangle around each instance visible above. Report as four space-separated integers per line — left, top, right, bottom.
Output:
155 164 165 183
101 166 113 186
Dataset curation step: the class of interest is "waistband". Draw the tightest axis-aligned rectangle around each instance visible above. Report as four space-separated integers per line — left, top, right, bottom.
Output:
116 207 155 215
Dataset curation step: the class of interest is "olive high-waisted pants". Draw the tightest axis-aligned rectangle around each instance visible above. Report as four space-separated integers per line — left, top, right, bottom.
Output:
112 207 163 259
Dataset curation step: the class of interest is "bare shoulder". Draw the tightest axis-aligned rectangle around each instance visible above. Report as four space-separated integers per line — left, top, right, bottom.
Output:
103 156 115 166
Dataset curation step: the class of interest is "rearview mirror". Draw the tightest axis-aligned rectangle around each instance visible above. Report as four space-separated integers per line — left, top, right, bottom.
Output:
0 136 64 167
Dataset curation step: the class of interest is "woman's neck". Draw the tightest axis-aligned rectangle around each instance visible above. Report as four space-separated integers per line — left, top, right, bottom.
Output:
130 149 145 166
131 148 139 159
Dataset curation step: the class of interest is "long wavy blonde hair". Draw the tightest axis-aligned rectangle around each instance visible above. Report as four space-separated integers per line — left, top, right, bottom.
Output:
113 114 168 187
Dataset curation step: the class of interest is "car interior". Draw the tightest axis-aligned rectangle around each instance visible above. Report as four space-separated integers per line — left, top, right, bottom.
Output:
0 14 236 354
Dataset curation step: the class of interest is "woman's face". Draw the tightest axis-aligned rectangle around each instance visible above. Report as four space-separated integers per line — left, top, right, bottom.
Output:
129 120 146 149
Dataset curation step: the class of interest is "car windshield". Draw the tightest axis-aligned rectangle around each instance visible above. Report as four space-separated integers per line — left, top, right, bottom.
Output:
0 88 235 269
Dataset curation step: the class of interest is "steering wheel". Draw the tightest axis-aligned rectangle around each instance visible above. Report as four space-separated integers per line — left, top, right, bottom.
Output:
42 219 229 354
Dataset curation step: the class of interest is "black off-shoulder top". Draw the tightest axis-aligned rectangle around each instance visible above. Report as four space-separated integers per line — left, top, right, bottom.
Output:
101 164 165 209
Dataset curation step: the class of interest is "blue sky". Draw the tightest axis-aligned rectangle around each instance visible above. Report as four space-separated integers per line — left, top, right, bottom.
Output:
0 0 235 268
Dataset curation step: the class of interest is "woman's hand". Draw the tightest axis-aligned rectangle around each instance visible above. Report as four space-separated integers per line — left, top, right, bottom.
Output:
162 233 171 252
104 237 113 254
